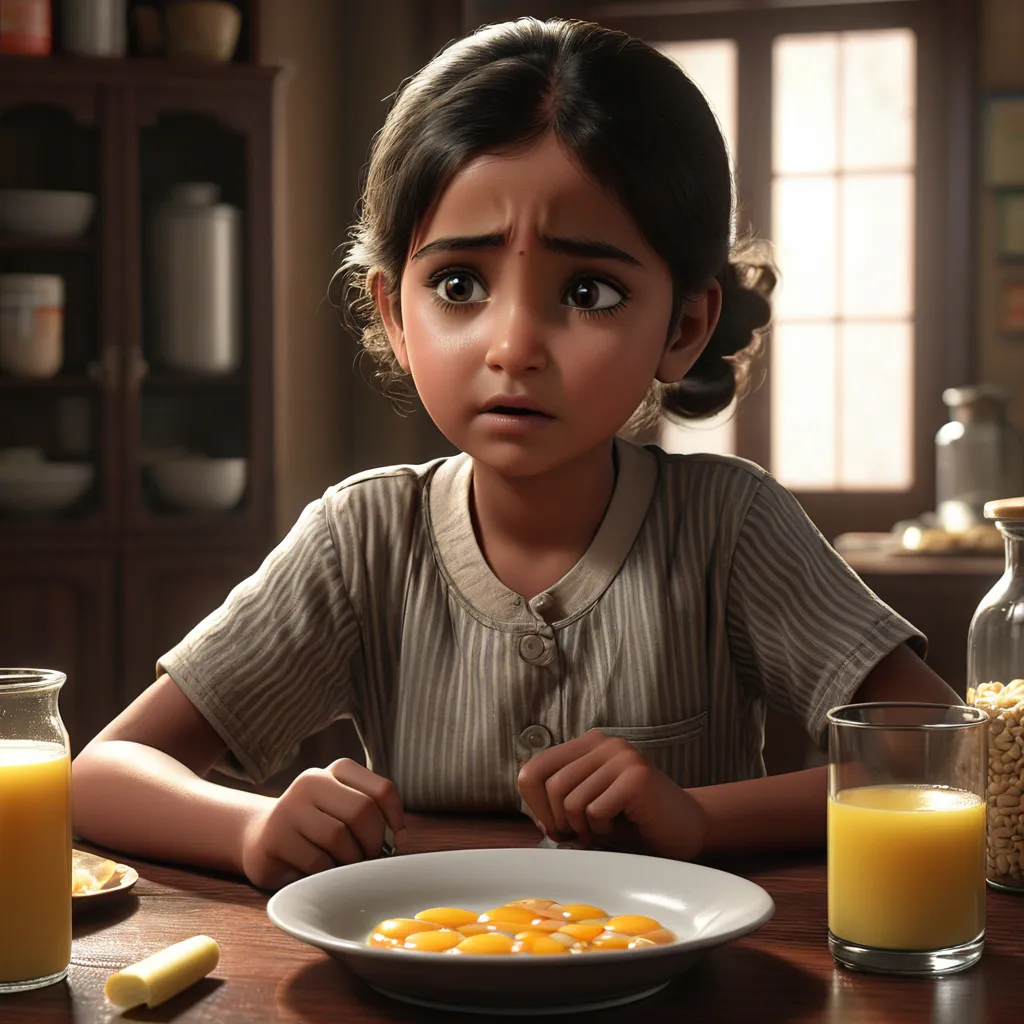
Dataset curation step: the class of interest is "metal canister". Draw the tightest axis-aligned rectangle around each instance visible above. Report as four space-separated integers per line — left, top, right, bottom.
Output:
152 182 242 375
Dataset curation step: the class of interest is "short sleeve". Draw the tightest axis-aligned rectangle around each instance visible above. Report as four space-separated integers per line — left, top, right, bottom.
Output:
158 497 362 784
725 474 927 742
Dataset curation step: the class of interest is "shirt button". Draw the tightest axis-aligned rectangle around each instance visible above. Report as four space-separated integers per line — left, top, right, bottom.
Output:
519 634 545 661
520 725 552 751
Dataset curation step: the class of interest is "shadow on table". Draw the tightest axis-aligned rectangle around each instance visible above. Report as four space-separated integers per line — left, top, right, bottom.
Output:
119 976 226 1021
72 894 140 937
825 956 995 1024
274 945 827 1023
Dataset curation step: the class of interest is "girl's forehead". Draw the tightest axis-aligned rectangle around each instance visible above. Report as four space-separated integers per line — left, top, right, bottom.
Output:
408 133 648 259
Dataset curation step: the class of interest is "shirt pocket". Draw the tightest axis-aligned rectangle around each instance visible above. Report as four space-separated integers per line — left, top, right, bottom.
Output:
598 711 707 749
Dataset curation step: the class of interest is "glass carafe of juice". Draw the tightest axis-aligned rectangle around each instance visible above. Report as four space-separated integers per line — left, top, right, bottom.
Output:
967 497 1024 891
0 669 72 992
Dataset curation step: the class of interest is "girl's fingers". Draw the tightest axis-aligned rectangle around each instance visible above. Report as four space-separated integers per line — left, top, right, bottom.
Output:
296 799 367 865
541 748 617 838
580 762 651 837
327 757 407 843
306 776 384 860
559 761 623 843
271 817 349 878
518 732 626 838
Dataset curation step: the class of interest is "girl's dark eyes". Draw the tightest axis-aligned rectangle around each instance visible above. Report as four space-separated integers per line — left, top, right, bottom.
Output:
564 278 625 312
431 271 487 305
426 270 628 315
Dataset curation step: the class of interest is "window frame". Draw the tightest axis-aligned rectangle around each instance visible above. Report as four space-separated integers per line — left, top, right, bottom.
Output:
453 0 978 540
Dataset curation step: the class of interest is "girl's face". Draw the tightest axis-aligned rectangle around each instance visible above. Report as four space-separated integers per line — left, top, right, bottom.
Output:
375 131 719 479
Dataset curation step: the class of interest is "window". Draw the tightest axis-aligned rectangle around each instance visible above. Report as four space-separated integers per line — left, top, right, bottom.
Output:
771 29 916 491
592 1 974 539
655 39 739 460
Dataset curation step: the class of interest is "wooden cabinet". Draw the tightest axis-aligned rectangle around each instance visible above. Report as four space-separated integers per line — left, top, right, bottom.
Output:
0 49 278 748
0 552 116 756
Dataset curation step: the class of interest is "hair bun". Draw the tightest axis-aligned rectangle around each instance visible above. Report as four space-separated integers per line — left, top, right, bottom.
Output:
660 239 777 422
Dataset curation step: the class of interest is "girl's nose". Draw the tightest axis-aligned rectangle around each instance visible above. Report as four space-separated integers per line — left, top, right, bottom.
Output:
484 298 549 376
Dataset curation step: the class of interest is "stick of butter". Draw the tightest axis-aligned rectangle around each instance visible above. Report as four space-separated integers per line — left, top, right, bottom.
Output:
104 935 220 1009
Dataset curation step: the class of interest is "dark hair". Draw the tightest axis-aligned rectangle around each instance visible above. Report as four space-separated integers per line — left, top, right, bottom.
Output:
337 17 775 428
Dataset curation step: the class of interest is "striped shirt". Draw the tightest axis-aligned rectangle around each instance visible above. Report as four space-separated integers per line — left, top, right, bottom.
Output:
159 438 925 812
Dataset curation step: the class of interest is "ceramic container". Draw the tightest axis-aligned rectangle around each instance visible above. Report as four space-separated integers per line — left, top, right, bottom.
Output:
61 0 127 57
152 182 242 374
0 274 65 379
165 1 240 62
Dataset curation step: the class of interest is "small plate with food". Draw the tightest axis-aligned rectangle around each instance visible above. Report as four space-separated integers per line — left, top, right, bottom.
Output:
267 847 774 1015
72 849 139 904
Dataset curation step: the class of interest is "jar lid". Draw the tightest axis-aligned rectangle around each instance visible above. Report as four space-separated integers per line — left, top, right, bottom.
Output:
984 497 1024 519
942 383 1010 407
0 273 65 305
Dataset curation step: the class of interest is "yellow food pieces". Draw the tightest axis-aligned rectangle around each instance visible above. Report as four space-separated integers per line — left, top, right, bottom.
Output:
478 905 537 926
366 899 674 956
72 849 118 895
603 915 662 935
368 918 441 948
511 933 570 955
414 907 479 928
559 903 608 922
402 930 464 952
452 933 516 955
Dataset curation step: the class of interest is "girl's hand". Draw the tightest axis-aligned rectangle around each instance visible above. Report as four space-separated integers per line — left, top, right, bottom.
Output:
517 730 707 860
240 759 407 890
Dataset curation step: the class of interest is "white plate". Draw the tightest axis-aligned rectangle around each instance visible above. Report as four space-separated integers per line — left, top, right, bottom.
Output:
267 848 774 1015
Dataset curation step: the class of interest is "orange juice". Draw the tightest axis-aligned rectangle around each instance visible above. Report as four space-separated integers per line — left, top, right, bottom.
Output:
0 740 72 983
828 785 985 951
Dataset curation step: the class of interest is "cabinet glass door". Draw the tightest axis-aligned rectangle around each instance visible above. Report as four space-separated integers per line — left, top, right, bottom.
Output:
0 90 117 532
124 94 265 538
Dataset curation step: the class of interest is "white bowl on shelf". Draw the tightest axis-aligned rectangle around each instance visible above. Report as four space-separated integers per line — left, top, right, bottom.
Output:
148 455 246 511
0 190 96 238
0 453 95 513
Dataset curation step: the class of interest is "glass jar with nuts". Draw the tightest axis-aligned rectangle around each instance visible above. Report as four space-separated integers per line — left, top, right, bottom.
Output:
967 496 1024 892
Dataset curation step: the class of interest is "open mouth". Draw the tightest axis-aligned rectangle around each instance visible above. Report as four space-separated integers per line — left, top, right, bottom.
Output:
485 405 553 418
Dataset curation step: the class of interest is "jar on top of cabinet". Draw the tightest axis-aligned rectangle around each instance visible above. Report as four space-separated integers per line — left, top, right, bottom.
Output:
967 495 1024 891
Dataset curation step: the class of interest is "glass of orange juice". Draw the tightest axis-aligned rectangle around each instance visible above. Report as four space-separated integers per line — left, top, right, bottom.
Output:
828 702 988 976
0 669 72 993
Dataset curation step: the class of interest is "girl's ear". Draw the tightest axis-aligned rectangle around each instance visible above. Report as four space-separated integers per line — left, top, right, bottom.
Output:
369 269 410 372
656 281 723 384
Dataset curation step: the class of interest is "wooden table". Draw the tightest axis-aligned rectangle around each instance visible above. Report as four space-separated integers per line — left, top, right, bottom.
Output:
6 815 1021 1022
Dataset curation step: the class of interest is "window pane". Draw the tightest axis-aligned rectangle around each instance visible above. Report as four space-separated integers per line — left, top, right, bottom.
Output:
656 38 738 458
772 27 917 496
842 30 916 171
657 40 738 168
839 322 913 489
771 322 837 488
841 173 914 318
773 176 838 319
774 34 838 174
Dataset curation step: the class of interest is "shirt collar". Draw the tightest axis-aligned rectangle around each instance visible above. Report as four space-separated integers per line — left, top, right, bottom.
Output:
426 437 658 627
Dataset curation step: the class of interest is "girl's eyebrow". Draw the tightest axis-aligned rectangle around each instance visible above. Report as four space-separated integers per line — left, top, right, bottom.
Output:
410 232 644 267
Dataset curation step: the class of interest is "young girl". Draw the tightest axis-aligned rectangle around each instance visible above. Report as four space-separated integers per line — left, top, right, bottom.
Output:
72 17 958 890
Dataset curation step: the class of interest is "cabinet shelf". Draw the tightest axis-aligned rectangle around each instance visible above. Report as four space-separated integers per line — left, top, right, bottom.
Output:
0 373 98 392
0 235 95 252
143 370 246 389
0 55 277 91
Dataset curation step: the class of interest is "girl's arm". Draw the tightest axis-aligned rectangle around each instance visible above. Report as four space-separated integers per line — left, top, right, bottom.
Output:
685 642 963 856
72 673 271 875
74 673 407 888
